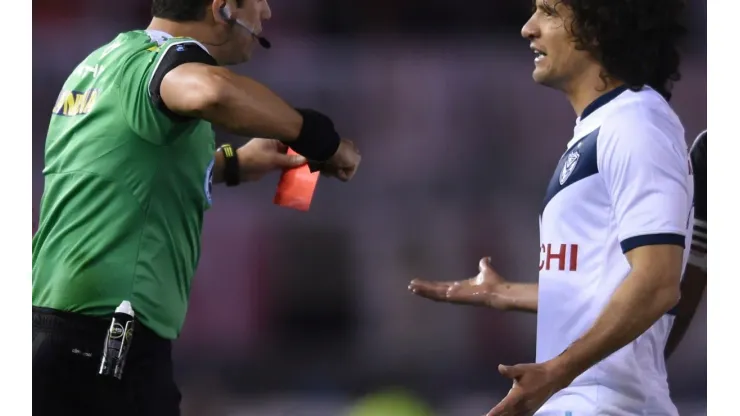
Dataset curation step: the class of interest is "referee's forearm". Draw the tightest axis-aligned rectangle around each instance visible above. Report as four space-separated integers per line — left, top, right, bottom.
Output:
207 70 303 141
552 267 679 380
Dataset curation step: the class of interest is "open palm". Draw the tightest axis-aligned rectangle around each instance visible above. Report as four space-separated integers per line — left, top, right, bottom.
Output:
408 257 507 309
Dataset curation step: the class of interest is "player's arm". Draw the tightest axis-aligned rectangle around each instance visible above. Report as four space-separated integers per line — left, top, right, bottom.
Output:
491 283 538 312
553 244 683 379
665 130 707 359
408 257 539 313
547 112 691 383
664 263 705 359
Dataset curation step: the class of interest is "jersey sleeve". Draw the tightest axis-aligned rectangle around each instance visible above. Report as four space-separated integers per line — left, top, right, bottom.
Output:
117 38 216 145
597 108 692 254
688 130 707 270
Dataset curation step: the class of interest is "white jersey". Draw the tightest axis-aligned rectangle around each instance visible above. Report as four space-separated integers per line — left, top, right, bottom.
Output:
535 86 694 416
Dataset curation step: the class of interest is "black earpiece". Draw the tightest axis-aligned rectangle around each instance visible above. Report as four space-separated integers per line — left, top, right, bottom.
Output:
220 4 232 21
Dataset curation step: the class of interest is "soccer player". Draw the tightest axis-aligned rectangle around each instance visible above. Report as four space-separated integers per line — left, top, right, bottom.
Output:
665 130 707 360
32 0 360 414
408 1 691 415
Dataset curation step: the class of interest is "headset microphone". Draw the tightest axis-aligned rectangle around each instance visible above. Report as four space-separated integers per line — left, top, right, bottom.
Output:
235 20 271 49
221 5 271 49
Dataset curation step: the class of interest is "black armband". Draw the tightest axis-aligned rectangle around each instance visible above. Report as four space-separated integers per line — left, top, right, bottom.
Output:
149 41 218 121
218 144 240 187
289 108 341 163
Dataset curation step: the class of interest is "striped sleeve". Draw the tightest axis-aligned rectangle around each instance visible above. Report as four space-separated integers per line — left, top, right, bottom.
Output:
688 130 707 271
689 218 707 270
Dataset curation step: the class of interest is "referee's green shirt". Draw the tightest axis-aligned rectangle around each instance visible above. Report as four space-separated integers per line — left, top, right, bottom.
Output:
33 30 216 340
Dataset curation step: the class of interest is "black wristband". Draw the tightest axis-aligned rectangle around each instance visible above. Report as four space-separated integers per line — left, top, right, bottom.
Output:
289 108 341 162
219 144 240 187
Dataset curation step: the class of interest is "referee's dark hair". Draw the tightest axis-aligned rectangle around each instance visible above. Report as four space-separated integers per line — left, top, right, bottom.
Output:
559 0 687 101
152 0 244 22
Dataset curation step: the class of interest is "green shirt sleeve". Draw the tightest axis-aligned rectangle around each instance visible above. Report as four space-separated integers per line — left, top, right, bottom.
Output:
116 37 214 145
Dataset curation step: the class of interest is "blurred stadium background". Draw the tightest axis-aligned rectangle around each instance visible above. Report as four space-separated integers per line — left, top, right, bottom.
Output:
32 1 707 415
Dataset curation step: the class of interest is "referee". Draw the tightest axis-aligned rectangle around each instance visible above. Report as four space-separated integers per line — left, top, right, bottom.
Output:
32 1 361 415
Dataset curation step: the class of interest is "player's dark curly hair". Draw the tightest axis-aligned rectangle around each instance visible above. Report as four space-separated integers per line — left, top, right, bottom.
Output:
559 0 687 101
152 0 243 22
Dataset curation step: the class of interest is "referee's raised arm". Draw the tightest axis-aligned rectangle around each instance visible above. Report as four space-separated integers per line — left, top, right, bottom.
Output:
161 63 303 141
160 62 362 182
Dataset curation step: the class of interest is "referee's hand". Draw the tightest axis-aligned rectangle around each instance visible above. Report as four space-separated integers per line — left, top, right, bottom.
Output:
238 138 308 182
320 138 361 182
408 257 509 309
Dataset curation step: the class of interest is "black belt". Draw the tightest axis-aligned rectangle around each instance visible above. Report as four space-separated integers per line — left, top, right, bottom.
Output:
32 306 170 350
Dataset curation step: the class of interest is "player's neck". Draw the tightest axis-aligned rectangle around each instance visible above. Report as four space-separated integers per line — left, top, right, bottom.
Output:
146 18 211 43
565 70 624 118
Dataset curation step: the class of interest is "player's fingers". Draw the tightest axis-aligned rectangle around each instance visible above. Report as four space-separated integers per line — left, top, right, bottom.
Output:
479 256 493 273
408 279 451 300
499 364 530 380
486 392 520 416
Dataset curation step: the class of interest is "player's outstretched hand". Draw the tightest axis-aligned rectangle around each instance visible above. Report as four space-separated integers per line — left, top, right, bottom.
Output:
320 138 361 182
408 257 509 310
485 362 570 416
237 138 307 182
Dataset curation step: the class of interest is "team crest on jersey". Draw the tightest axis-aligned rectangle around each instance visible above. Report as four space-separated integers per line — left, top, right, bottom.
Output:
204 158 215 206
559 150 580 185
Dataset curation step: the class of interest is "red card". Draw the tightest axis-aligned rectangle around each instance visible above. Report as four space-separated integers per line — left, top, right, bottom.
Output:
273 149 319 211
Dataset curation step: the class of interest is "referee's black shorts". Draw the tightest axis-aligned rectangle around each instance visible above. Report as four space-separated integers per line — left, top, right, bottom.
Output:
32 307 181 416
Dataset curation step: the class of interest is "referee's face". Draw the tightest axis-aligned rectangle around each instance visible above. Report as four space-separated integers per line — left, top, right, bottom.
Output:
221 0 272 64
521 0 596 90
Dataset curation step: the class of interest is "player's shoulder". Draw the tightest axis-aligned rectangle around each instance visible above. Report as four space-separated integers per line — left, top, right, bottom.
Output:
689 129 706 187
605 88 681 131
598 88 684 148
691 129 707 225
690 130 707 162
